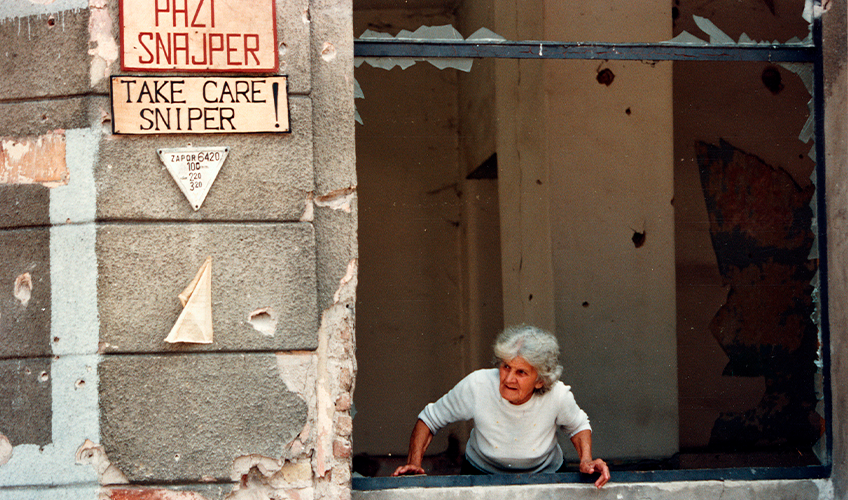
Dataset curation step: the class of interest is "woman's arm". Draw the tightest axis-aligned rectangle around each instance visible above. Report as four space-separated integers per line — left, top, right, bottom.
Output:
391 419 434 476
570 429 611 488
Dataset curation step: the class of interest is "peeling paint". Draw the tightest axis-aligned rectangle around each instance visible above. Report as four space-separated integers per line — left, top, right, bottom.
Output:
0 132 68 187
314 187 356 213
301 192 315 222
88 0 118 86
75 439 129 485
107 489 209 500
276 351 317 465
314 259 357 481
13 272 32 307
276 352 316 398
0 434 11 466
226 461 314 500
230 454 283 480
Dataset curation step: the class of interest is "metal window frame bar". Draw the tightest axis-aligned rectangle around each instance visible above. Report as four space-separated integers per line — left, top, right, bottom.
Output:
354 40 816 62
352 12 831 490
353 465 831 490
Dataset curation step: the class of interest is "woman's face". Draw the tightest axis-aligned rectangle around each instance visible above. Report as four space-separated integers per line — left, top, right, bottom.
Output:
498 356 544 405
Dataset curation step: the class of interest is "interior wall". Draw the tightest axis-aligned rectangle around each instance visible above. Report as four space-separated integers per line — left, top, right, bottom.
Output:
456 0 504 372
672 1 819 455
541 1 678 460
353 0 822 473
352 8 469 468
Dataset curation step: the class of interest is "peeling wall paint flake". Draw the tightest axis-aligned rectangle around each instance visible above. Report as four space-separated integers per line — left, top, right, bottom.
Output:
313 259 358 481
106 489 210 500
88 0 118 86
230 454 282 480
0 131 68 187
301 192 315 222
75 439 130 485
225 464 313 500
313 187 356 213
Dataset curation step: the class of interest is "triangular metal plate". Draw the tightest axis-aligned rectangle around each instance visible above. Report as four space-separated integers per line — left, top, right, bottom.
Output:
157 146 229 211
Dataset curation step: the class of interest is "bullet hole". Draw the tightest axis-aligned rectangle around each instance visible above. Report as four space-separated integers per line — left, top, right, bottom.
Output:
248 307 277 337
41 114 48 121
302 7 311 23
40 371 49 382
536 179 542 185
278 42 287 57
632 230 646 248
321 42 337 62
24 367 31 375
625 107 632 115
14 272 32 307
174 454 181 461
597 68 615 86
47 17 55 27
75 379 85 389
762 66 784 94
528 294 534 301
582 301 590 308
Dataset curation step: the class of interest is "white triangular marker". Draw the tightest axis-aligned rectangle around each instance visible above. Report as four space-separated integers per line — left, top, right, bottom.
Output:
165 257 213 344
158 147 229 211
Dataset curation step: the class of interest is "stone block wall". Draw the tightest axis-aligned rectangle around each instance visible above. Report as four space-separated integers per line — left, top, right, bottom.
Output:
0 1 356 499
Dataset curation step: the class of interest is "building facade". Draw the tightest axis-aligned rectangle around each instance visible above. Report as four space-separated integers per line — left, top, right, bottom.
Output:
1 0 847 499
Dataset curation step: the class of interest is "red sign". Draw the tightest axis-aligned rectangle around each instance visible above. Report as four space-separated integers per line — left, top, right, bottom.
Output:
120 0 278 73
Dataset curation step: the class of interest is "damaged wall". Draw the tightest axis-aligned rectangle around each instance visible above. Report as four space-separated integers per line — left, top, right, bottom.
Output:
531 0 678 460
672 0 821 458
0 0 357 499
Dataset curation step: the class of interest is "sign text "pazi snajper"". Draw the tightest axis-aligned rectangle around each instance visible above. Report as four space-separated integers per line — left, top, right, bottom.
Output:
120 0 278 72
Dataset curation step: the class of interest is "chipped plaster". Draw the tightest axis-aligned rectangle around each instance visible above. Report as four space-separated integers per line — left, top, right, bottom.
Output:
314 187 356 213
75 439 129 485
0 132 68 187
87 0 117 87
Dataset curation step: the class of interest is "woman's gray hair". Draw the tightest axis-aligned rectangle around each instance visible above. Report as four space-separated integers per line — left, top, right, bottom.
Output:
493 325 563 394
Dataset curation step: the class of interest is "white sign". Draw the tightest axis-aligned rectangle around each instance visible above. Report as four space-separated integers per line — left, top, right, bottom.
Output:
158 146 229 210
120 0 278 72
111 76 290 134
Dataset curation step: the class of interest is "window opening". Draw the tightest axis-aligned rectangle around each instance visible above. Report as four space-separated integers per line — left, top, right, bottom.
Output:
352 1 830 489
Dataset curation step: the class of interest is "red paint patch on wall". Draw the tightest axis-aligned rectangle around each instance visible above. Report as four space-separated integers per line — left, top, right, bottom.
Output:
107 489 209 500
0 131 68 187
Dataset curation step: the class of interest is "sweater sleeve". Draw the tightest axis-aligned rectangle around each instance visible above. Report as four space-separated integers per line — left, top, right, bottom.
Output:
417 370 481 435
554 384 593 437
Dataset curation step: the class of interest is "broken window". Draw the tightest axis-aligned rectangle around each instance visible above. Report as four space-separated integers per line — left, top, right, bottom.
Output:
352 0 829 487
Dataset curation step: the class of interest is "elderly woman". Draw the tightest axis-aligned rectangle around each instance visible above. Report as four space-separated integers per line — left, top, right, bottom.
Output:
392 325 611 488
